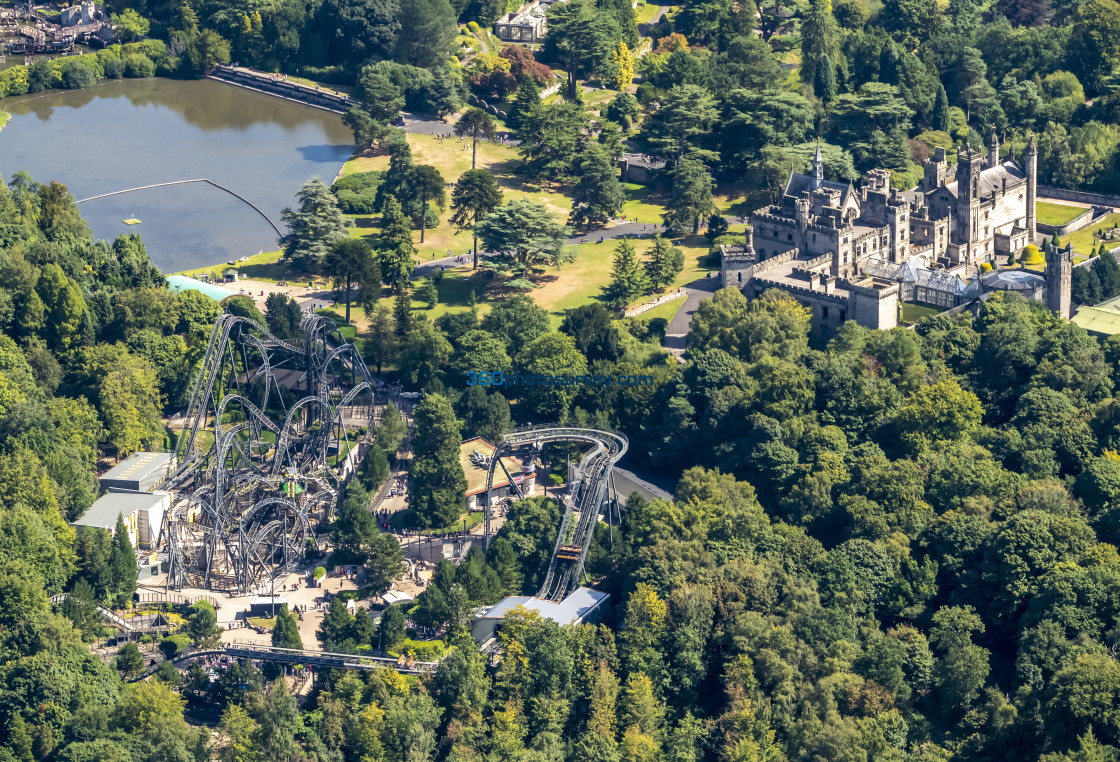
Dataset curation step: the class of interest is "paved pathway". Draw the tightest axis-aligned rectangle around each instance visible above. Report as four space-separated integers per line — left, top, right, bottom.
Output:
663 276 720 353
639 4 671 35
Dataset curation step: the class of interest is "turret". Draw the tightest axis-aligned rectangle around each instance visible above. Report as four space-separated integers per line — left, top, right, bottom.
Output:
988 126 1000 168
923 147 947 192
1025 134 1038 241
1045 240 1072 319
811 141 824 191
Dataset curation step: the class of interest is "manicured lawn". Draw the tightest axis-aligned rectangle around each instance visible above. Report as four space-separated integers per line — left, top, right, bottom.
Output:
901 302 944 324
1035 201 1087 227
248 616 276 630
1065 213 1120 255
341 134 574 263
635 2 662 23
286 75 353 96
633 296 686 323
174 249 287 281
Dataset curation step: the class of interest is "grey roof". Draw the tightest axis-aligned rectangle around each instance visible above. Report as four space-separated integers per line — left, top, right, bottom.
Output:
73 490 169 530
476 587 610 625
100 451 173 484
981 269 1044 291
942 161 1027 200
784 173 851 200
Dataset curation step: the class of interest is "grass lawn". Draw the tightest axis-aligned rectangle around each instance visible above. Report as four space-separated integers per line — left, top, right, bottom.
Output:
1035 201 1087 227
342 134 575 263
174 249 288 281
1065 213 1120 255
635 2 661 23
286 75 353 96
248 617 276 630
634 296 686 323
901 302 944 324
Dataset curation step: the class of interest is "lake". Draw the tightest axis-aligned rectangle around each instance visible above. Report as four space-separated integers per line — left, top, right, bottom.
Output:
0 77 354 273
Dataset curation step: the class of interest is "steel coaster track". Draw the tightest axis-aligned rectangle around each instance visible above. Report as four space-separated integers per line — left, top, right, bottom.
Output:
165 314 376 594
482 426 627 602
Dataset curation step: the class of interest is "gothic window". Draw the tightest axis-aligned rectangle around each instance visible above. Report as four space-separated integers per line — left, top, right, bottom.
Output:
822 306 830 319
737 272 742 283
1019 194 1024 201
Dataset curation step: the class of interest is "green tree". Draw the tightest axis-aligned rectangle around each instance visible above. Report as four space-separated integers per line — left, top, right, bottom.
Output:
454 107 499 169
187 600 222 648
280 177 350 272
366 529 406 591
663 155 716 234
1068 0 1120 92
271 605 303 649
399 319 452 389
368 302 396 373
644 85 718 163
606 92 641 131
115 642 144 677
643 237 685 292
379 604 406 651
513 332 589 419
395 0 457 68
408 164 446 243
217 703 260 762
450 169 504 269
324 237 379 324
111 9 150 41
184 29 231 74
800 0 841 88
379 196 417 286
409 393 467 528
570 144 625 231
476 199 573 276
603 239 650 307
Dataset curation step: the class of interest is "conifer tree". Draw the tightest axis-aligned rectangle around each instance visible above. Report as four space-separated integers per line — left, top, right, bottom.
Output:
813 53 837 103
644 236 686 291
110 513 137 608
408 393 467 528
394 287 414 340
604 239 649 306
932 83 951 132
379 196 416 286
509 76 541 132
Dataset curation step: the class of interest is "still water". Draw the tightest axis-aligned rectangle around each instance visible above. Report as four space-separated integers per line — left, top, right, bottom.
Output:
0 78 354 273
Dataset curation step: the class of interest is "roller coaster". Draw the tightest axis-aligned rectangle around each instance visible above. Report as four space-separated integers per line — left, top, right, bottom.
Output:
482 426 627 602
163 313 377 594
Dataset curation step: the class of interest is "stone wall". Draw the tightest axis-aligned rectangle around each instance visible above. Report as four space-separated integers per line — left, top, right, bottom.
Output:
1037 207 1106 237
1039 185 1120 209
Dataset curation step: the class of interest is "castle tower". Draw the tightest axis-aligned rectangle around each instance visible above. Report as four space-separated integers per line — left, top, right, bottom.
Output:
811 142 823 191
1045 241 1072 319
987 126 1000 168
795 196 811 250
923 147 947 192
1025 134 1038 241
955 145 985 263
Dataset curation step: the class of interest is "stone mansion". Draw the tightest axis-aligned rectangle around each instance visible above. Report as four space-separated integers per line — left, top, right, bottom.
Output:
721 131 1073 332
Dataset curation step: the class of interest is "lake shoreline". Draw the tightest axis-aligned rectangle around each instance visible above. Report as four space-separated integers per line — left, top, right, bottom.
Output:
0 78 354 273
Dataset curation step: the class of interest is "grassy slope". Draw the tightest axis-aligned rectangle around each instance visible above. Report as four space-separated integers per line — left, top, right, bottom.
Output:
1065 213 1120 255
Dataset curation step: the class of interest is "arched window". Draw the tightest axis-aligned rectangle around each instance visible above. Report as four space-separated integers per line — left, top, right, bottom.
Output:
737 272 742 283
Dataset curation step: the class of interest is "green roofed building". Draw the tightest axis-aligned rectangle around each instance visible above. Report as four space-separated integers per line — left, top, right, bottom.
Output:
1073 293 1120 335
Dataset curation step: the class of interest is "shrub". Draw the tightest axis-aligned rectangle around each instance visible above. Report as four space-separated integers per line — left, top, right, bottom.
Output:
467 21 482 34
123 53 156 79
314 566 327 580
1022 244 1044 266
980 262 992 273
60 58 100 90
160 633 192 657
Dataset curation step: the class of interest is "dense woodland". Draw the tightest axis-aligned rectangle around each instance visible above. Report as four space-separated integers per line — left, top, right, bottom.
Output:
5 0 1120 756
6 166 1120 760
